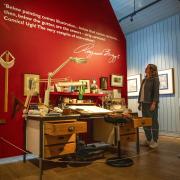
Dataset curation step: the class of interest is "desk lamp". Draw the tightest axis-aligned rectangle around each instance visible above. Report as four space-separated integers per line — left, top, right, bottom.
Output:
44 57 87 106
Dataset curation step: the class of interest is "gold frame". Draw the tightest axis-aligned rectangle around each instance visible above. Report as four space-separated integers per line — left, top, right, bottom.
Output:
111 74 123 87
79 80 90 93
100 77 108 90
24 74 40 96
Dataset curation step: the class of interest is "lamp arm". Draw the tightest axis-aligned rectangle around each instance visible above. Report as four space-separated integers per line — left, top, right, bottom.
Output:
44 58 71 106
24 80 37 112
44 56 87 107
50 58 71 78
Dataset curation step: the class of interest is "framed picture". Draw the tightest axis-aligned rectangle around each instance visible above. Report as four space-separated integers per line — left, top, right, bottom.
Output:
79 80 90 93
158 68 174 94
24 74 40 96
127 74 142 97
110 74 123 87
100 77 108 90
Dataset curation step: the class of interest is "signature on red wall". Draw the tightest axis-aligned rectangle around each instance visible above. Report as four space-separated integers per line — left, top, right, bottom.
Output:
73 43 120 63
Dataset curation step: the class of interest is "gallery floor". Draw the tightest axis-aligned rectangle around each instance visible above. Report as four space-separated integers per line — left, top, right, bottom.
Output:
0 135 180 180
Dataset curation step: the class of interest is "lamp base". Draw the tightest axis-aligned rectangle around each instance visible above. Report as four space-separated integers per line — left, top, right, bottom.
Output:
106 157 133 167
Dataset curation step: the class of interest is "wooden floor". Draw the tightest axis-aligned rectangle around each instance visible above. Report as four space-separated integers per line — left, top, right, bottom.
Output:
0 135 180 180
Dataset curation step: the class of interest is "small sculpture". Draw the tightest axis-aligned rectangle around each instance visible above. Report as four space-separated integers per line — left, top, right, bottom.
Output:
0 51 15 112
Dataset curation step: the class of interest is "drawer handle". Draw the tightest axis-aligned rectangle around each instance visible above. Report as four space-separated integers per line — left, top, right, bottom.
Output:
141 120 145 125
58 147 64 151
58 136 65 140
52 147 63 153
68 126 75 132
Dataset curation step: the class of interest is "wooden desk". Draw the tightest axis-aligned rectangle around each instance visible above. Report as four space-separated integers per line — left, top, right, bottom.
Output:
24 112 151 180
93 116 152 154
24 114 87 180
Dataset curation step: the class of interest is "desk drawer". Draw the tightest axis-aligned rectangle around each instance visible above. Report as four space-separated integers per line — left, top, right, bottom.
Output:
44 143 76 158
120 123 136 135
44 121 87 136
44 134 76 145
133 117 152 128
120 134 136 144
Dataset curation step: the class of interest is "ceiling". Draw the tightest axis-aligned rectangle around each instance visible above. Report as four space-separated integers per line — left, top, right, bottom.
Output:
109 0 180 35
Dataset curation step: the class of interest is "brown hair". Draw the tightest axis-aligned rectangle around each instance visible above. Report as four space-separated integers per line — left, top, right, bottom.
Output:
148 64 158 77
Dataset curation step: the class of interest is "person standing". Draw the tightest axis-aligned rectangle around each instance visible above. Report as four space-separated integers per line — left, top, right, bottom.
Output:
138 64 160 148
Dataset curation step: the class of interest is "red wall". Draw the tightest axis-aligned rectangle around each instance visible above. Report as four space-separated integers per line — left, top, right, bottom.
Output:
0 0 127 158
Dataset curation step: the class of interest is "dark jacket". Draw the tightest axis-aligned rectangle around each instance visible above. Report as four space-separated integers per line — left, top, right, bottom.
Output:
138 77 159 103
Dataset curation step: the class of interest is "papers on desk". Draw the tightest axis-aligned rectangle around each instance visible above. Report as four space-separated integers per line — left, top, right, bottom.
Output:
68 105 112 114
87 142 110 149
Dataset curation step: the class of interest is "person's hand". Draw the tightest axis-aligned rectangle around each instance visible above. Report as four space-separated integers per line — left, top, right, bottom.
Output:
150 102 156 111
138 104 141 111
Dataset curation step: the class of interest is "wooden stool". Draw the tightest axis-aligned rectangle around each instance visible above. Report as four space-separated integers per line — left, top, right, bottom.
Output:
104 115 133 167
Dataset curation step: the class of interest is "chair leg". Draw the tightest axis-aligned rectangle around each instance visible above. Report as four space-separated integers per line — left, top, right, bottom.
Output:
117 140 121 157
116 125 121 157
106 124 133 167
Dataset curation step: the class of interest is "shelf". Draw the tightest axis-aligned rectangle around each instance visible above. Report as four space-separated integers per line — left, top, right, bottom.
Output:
50 92 106 97
66 103 95 106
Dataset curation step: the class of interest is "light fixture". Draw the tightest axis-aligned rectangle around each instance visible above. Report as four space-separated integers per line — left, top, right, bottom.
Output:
130 0 136 22
119 0 162 22
130 15 133 22
44 57 87 106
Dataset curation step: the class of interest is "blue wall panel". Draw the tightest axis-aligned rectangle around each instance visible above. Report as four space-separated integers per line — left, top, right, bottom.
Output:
126 13 180 136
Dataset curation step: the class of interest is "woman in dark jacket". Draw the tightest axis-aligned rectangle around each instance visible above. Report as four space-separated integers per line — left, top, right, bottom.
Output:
138 64 160 148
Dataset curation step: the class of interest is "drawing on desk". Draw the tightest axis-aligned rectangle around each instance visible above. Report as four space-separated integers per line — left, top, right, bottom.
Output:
69 106 112 114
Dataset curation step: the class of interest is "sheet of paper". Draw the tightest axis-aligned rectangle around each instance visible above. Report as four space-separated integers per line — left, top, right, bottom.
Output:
69 105 112 113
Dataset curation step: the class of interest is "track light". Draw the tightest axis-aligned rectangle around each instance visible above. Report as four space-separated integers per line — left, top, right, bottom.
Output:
119 0 163 22
130 15 134 22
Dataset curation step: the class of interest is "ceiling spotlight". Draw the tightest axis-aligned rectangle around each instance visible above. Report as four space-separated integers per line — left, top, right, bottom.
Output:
130 15 133 22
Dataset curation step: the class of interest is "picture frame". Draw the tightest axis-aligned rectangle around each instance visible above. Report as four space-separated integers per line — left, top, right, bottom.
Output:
158 68 174 94
24 74 40 96
100 77 108 90
127 74 142 97
79 80 90 93
110 74 123 87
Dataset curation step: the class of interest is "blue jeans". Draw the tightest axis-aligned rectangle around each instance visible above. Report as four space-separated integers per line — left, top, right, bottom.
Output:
142 103 159 142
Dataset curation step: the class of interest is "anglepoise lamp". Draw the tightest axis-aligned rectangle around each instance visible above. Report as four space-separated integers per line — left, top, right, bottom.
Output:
44 57 87 106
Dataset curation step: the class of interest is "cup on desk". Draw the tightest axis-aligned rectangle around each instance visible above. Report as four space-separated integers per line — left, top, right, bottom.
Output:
72 99 77 104
63 97 69 103
77 100 83 104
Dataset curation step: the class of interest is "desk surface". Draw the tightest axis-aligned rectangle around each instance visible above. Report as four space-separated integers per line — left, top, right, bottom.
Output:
26 114 81 121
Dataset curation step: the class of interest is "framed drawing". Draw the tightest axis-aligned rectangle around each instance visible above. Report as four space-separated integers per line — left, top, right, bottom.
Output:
100 77 108 90
79 80 90 93
110 74 123 87
158 68 174 94
24 74 40 96
127 74 142 97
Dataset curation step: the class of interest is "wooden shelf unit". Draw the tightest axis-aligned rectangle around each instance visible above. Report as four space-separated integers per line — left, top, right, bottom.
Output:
50 92 106 97
50 92 107 106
